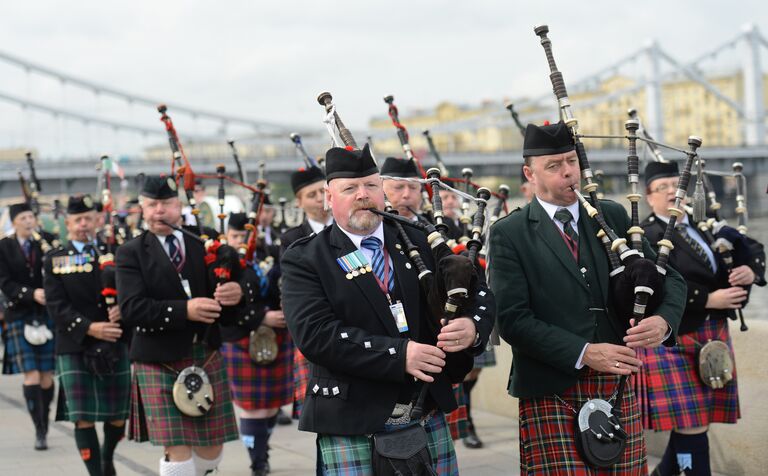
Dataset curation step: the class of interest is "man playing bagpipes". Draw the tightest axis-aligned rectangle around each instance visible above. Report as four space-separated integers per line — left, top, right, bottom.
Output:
44 194 130 476
281 144 495 475
116 176 243 476
0 202 57 450
220 212 294 476
638 161 765 476
488 122 687 475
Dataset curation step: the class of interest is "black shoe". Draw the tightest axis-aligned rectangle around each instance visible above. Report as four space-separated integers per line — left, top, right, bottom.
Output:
462 426 483 449
251 468 269 476
103 460 116 476
34 433 48 451
276 408 292 426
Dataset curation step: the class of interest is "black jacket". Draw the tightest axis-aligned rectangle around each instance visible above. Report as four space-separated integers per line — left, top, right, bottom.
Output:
115 228 241 362
0 231 55 322
641 214 763 335
220 245 282 342
281 221 495 435
280 221 313 254
43 241 130 354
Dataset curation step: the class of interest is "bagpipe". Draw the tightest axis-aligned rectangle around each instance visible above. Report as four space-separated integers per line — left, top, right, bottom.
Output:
630 110 765 332
505 102 527 137
16 152 59 252
383 95 434 219
156 105 245 286
380 96 510 244
532 24 704 468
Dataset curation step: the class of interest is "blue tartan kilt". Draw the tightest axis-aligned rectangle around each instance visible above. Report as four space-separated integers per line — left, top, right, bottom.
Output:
318 411 458 476
472 343 497 369
1 315 55 375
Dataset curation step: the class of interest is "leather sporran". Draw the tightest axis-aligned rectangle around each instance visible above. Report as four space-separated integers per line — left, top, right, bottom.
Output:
249 325 278 365
171 366 215 417
371 423 436 476
697 340 734 389
82 340 120 377
574 399 627 468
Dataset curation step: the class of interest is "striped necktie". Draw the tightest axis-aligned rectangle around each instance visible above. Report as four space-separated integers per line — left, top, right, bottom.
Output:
165 235 185 273
554 208 579 258
675 223 714 272
361 236 394 292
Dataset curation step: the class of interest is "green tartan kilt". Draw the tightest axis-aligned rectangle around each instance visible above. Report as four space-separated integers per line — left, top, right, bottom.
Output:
129 344 239 447
55 344 131 422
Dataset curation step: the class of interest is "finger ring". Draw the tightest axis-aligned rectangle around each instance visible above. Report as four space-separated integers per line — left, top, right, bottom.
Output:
455 339 460 346
615 362 621 368
646 338 651 343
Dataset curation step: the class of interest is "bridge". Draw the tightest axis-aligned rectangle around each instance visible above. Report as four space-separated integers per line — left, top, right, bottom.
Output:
0 24 766 216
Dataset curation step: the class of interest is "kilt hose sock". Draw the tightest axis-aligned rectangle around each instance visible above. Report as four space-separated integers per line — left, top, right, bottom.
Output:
102 421 125 475
159 456 195 476
22 383 50 444
462 378 478 427
654 431 711 476
40 383 54 435
75 426 103 476
240 415 278 471
23 384 43 434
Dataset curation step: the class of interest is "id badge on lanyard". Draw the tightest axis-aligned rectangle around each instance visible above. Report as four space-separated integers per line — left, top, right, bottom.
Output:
180 275 193 299
373 248 409 334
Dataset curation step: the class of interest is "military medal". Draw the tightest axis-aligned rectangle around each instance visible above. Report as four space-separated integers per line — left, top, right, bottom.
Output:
336 256 354 280
83 263 93 273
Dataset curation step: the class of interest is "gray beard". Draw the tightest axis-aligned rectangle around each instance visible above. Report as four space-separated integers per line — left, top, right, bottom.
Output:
346 210 381 235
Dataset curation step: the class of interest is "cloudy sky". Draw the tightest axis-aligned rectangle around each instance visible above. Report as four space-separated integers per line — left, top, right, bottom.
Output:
0 0 765 158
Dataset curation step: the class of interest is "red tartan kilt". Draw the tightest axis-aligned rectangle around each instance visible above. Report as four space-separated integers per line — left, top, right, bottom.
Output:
634 318 740 431
221 328 294 411
129 346 239 446
519 369 647 475
292 348 311 419
445 383 469 440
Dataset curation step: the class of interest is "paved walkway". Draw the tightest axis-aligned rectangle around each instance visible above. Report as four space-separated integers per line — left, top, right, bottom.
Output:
0 372 717 475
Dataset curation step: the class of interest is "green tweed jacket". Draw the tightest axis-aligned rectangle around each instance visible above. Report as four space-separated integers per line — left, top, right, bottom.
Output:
488 197 686 398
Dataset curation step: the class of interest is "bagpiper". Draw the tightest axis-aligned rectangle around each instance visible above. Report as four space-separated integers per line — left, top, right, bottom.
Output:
116 176 243 476
44 194 130 476
0 202 57 450
221 212 294 476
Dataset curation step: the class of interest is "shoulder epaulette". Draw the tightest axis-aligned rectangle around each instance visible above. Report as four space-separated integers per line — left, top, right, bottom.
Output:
286 232 317 251
490 206 522 227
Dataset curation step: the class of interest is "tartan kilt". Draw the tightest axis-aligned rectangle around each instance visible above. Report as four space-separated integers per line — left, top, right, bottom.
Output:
473 343 497 368
221 328 294 410
519 369 647 475
634 318 739 431
55 345 131 422
318 411 458 476
129 343 239 447
1 316 55 375
292 348 311 419
445 383 470 440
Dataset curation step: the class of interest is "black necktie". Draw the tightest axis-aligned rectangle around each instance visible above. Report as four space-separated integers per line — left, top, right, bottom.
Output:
675 224 714 272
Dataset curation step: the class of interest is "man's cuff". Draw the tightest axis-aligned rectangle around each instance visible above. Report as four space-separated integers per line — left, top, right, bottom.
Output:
575 343 589 369
663 322 673 341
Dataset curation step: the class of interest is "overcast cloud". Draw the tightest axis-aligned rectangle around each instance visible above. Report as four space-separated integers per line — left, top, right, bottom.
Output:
0 1 765 158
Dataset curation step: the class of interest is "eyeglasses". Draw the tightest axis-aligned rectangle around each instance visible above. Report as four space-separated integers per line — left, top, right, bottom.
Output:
650 182 678 194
